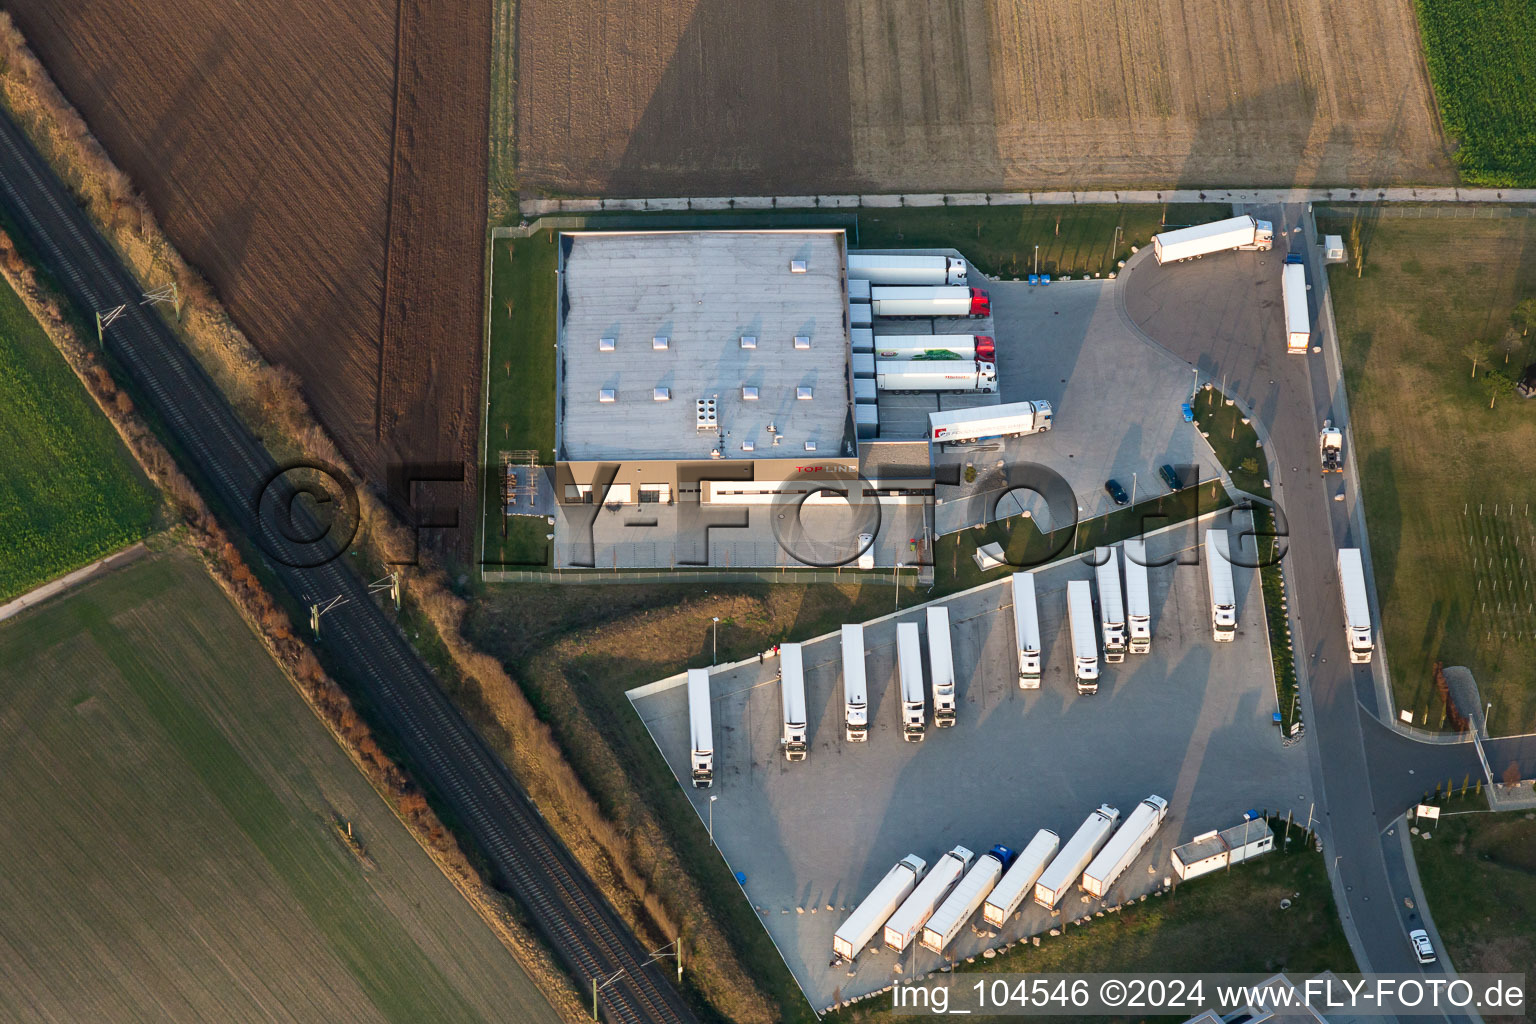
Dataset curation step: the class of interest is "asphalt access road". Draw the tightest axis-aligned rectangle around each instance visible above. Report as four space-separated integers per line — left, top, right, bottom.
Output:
1119 205 1528 1008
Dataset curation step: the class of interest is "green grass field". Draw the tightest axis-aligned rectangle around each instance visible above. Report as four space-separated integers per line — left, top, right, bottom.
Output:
825 823 1352 1023
1322 209 1536 733
0 273 157 600
857 204 1222 280
1414 0 1536 186
1414 809 1536 976
934 477 1231 596
0 550 561 1024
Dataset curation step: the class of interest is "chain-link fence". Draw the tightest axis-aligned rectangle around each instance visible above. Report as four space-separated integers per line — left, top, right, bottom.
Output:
481 566 914 585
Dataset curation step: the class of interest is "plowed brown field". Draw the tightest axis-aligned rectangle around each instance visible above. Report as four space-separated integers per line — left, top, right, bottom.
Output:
515 0 1455 195
9 0 489 560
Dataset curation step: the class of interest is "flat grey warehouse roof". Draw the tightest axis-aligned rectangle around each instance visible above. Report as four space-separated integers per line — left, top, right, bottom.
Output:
557 231 851 462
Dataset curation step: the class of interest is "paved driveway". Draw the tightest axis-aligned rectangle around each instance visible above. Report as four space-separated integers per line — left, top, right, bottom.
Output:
933 277 1225 537
1120 206 1505 994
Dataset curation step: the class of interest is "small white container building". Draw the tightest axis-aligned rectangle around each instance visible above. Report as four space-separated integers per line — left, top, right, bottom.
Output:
1171 819 1275 881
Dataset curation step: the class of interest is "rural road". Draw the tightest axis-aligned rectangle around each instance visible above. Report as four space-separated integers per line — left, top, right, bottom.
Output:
0 542 146 623
0 108 695 1024
1120 204 1530 1014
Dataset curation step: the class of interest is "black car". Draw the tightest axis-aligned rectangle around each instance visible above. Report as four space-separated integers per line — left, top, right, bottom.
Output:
1105 479 1130 505
1159 464 1182 491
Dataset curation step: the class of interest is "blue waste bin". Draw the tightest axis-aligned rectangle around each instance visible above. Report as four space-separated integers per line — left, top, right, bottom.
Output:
1181 402 1194 422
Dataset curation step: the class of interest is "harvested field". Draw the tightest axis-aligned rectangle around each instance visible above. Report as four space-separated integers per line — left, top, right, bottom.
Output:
0 549 562 1024
7 1 489 561
513 0 1455 195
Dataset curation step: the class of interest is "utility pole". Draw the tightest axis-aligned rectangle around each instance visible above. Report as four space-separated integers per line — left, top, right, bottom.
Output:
712 616 719 664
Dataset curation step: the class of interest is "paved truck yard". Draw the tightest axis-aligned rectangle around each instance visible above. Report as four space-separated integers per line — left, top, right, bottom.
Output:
933 275 1228 536
629 514 1310 1008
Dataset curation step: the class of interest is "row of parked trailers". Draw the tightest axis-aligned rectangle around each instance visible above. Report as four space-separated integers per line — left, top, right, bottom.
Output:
832 795 1168 964
847 255 996 440
684 604 959 786
686 532 1247 783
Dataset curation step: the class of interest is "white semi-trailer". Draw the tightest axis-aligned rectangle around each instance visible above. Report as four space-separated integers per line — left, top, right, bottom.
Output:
848 253 968 286
1034 805 1120 908
983 829 1060 927
876 359 997 393
687 668 714 788
1094 547 1127 664
833 854 927 963
921 844 1015 954
778 642 809 761
1081 795 1168 899
1123 539 1152 654
1337 548 1375 663
884 846 974 952
870 285 990 318
1282 256 1310 353
1205 529 1236 642
1067 579 1100 692
927 606 957 727
1011 572 1042 688
840 624 869 741
928 400 1052 444
1152 216 1274 264
896 621 927 741
875 334 996 362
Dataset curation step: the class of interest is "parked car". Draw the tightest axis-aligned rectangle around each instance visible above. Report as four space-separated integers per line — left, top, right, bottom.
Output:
1105 479 1129 506
1409 928 1436 964
1159 464 1182 491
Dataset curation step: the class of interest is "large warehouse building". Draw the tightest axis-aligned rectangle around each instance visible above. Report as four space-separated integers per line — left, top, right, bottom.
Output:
554 229 859 506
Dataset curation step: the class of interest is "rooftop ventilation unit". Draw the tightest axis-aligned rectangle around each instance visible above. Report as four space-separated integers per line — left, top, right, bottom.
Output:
804 441 818 452
598 388 616 403
740 335 757 349
653 387 671 401
772 435 781 446
652 336 669 350
794 335 811 350
710 448 722 459
742 386 759 401
599 337 615 352
741 440 755 452
796 386 813 400
789 259 808 274
695 397 718 428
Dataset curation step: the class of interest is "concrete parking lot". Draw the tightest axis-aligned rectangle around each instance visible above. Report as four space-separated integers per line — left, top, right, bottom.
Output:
932 276 1228 536
628 514 1310 1009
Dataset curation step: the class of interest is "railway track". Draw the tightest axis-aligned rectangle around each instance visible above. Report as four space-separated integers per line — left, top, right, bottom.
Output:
0 109 695 1024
